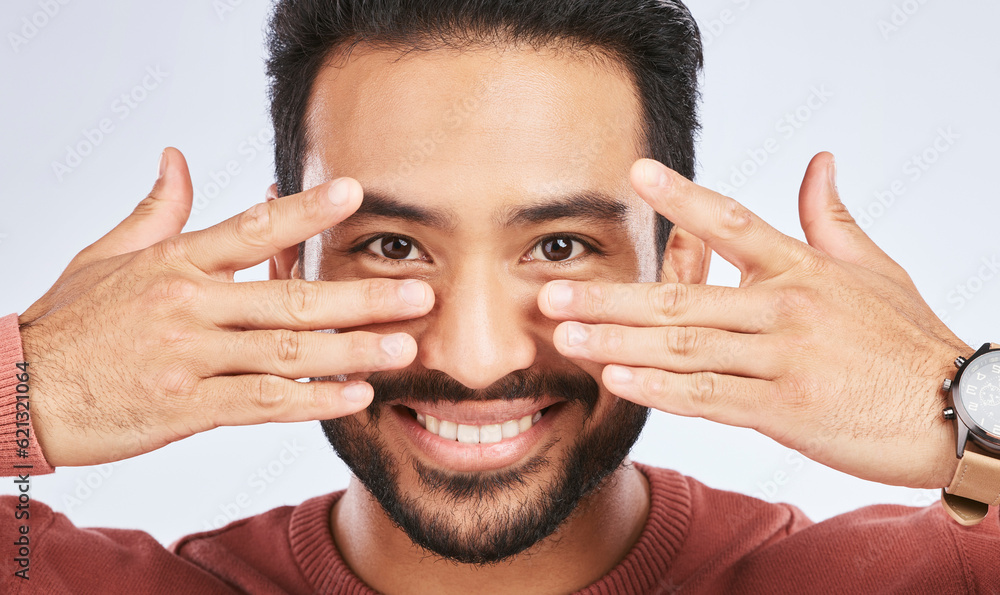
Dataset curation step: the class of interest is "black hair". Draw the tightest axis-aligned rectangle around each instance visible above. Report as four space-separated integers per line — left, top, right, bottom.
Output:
265 0 703 266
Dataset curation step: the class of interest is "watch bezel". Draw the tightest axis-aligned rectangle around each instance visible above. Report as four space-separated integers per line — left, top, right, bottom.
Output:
949 343 1000 456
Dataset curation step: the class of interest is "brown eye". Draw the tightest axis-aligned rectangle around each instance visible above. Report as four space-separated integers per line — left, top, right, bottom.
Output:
366 236 421 260
529 237 587 262
543 238 572 261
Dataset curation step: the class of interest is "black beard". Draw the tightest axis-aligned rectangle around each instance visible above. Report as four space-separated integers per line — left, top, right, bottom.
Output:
319 367 649 566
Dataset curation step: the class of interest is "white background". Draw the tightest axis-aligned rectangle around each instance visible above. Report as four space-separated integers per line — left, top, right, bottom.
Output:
2 0 998 546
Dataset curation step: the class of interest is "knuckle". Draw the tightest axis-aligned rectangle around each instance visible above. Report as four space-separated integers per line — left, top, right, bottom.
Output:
298 380 325 410
132 194 160 217
283 279 319 323
653 283 685 321
640 371 668 399
150 237 188 267
666 326 699 358
774 286 819 319
254 374 287 411
825 200 858 227
776 374 819 412
155 365 198 403
159 326 200 353
361 278 393 311
798 250 834 278
894 269 917 290
583 284 610 317
718 200 754 238
689 372 717 410
672 180 697 209
235 202 274 247
70 246 97 268
273 329 303 364
599 326 624 355
347 332 375 364
150 275 201 304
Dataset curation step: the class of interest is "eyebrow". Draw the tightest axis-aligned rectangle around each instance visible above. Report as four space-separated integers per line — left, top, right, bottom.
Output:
498 192 630 229
343 190 457 231
337 188 631 232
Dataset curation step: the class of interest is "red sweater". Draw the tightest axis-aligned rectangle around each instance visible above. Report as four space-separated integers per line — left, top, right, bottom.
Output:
2 312 998 593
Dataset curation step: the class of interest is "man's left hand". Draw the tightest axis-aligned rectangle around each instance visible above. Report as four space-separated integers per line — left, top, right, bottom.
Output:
539 152 970 490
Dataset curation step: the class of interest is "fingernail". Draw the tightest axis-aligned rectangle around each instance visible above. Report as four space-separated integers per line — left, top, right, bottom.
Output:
343 382 371 403
399 280 427 308
828 155 838 190
608 365 633 384
381 334 407 359
642 160 669 189
547 282 573 311
157 150 167 180
328 178 350 206
565 322 589 347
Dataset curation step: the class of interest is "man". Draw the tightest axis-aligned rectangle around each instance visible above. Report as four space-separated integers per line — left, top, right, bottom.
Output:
2 0 998 593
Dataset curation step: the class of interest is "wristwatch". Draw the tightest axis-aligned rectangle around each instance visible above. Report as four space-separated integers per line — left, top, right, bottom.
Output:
940 342 1000 526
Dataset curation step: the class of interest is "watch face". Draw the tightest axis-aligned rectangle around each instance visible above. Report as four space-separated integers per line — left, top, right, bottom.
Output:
958 352 1000 437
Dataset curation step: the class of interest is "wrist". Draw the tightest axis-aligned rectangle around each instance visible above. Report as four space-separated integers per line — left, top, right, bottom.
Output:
937 341 1000 524
0 314 55 474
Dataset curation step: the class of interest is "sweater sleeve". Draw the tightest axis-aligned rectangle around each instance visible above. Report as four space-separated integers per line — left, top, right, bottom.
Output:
0 496 237 593
669 468 1000 593
0 313 54 476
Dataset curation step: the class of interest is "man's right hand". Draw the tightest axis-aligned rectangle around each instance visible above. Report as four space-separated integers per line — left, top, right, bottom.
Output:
17 147 433 467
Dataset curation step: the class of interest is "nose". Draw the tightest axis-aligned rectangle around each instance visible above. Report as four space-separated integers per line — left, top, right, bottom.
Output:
417 268 538 389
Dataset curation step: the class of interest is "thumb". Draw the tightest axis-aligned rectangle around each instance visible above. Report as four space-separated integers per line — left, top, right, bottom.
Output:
76 147 194 265
798 152 909 282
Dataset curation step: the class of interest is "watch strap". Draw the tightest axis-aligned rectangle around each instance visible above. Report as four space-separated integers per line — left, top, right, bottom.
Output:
941 443 1000 526
941 491 989 526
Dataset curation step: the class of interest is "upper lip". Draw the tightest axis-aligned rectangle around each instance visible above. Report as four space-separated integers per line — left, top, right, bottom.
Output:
390 396 564 426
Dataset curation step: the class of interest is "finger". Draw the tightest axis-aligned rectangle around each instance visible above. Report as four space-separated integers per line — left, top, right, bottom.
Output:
72 147 193 269
204 329 417 379
205 278 433 330
553 322 781 379
798 152 914 287
539 280 774 333
630 158 805 280
601 365 776 429
199 374 374 427
173 177 362 274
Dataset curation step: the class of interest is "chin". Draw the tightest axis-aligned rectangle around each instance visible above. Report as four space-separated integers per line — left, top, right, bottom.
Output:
320 391 649 565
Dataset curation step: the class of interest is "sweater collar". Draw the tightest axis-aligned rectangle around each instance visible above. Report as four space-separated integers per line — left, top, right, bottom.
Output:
289 462 691 593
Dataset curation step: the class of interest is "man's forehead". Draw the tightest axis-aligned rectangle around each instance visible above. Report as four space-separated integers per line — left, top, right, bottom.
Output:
301 43 646 199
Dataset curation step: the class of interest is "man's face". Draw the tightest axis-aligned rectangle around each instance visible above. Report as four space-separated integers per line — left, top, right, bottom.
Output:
297 44 662 564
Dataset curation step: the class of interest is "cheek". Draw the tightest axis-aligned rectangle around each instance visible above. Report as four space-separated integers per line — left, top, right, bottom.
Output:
565 359 623 426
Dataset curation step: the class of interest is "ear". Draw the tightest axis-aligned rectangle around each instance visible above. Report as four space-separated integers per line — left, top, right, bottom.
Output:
266 183 302 281
660 225 711 285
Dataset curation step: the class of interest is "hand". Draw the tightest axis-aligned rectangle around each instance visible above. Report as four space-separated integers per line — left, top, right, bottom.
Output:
18 147 433 467
539 152 970 489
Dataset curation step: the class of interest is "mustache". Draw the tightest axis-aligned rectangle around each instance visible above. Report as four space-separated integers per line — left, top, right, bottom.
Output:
365 367 601 417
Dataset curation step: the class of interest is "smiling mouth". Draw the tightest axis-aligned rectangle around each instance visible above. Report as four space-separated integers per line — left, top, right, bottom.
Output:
397 404 556 445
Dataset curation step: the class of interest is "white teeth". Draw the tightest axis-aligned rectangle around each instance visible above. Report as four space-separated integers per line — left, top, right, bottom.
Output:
480 424 503 444
439 419 458 440
457 424 480 444
518 415 532 432
415 408 549 444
